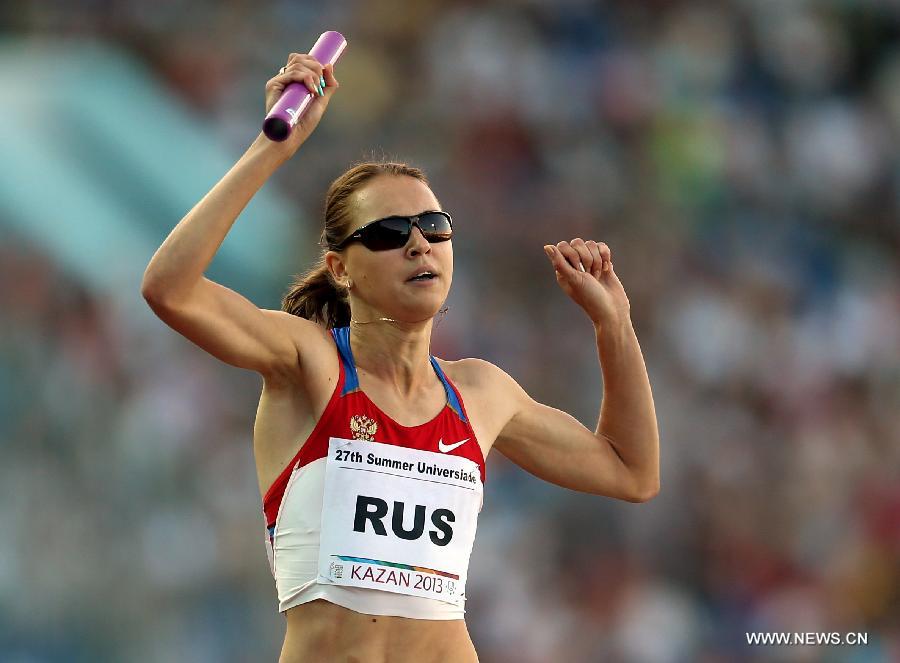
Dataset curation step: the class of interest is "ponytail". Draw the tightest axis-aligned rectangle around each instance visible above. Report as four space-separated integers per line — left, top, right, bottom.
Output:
281 256 350 329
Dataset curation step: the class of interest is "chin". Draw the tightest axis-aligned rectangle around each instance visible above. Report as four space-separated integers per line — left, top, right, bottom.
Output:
390 297 447 323
398 306 446 323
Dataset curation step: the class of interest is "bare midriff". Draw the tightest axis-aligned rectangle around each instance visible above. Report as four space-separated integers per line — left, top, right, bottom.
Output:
279 599 479 663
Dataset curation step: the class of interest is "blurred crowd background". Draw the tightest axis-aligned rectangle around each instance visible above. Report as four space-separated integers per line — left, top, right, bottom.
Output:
2 0 899 661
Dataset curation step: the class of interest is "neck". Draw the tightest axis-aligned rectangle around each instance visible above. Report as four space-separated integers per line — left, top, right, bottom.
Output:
348 316 436 397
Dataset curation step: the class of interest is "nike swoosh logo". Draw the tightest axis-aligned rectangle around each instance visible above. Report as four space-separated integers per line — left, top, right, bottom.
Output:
438 437 470 453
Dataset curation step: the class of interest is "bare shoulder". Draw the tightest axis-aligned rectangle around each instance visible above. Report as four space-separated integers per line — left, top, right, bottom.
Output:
435 357 527 454
438 357 524 396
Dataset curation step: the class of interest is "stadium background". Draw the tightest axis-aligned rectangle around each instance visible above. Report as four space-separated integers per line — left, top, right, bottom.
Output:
1 1 898 661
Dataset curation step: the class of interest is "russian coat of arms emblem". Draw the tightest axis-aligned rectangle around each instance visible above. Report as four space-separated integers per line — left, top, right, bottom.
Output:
349 414 378 441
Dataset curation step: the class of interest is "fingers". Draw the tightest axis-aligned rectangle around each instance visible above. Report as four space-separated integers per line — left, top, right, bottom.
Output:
286 53 324 79
585 241 603 278
584 240 611 277
269 53 333 97
544 239 612 279
543 242 580 280
266 71 320 100
569 238 595 275
557 241 586 274
278 64 324 96
322 63 339 91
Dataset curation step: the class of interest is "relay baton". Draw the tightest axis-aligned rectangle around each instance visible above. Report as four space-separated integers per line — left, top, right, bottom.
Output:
263 31 347 141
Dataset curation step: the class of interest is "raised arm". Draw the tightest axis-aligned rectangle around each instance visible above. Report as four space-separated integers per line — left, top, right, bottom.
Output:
141 54 339 382
491 239 659 502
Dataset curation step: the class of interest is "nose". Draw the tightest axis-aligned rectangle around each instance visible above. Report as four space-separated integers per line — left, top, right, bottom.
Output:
405 225 432 257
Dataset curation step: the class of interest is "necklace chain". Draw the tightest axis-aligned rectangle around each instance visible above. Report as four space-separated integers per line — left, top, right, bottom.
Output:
350 306 450 326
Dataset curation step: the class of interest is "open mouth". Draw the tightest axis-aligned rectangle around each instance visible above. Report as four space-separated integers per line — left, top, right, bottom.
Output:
407 272 437 282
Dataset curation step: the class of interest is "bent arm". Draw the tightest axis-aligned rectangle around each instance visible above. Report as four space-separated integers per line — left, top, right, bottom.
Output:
140 136 314 381
491 318 659 503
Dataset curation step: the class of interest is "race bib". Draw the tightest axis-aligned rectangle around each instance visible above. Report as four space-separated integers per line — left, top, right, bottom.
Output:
318 437 483 605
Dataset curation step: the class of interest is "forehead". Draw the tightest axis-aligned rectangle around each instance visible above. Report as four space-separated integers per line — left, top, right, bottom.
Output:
351 175 441 228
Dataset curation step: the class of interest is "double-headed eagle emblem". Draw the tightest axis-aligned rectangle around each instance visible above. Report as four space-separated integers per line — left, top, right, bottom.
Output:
349 414 378 441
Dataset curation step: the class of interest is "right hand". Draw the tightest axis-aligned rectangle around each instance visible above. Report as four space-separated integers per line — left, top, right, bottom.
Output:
261 52 340 158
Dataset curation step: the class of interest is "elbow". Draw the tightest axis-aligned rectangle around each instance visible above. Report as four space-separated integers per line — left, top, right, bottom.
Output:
140 282 157 304
140 271 163 304
141 280 166 309
141 283 182 314
626 478 660 503
141 274 190 310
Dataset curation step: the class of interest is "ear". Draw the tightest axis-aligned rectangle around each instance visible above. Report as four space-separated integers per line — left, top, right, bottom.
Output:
324 250 351 289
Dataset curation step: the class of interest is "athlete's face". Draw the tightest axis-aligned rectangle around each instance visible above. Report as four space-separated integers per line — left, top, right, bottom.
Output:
332 175 453 322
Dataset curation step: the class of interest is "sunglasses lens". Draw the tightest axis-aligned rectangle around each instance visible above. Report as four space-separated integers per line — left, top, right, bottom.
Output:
363 217 411 250
418 212 453 242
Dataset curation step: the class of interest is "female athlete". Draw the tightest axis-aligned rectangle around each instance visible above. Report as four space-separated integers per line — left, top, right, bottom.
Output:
141 52 659 663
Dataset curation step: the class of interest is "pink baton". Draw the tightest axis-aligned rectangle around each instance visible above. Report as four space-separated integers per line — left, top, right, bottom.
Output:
263 31 347 141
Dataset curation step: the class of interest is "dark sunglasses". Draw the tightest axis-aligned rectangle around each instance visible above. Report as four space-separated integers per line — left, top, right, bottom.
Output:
332 211 453 251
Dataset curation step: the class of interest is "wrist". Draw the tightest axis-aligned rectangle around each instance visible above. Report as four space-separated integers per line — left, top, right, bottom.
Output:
248 132 295 167
593 310 632 337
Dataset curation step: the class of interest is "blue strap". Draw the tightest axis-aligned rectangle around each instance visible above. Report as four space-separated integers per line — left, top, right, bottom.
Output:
331 327 360 395
430 356 468 424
